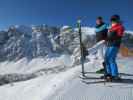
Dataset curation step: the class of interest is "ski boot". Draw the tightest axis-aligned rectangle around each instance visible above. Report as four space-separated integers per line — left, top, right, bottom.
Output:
96 68 105 74
111 76 122 82
100 74 112 81
100 74 113 82
105 75 112 82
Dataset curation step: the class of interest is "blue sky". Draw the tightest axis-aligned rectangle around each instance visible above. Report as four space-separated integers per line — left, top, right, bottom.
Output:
0 0 132 30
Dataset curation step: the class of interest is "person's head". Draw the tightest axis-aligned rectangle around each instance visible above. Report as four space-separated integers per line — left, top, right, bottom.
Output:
110 14 120 24
96 16 103 25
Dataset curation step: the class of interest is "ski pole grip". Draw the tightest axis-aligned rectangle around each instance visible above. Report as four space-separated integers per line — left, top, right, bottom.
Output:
77 19 81 24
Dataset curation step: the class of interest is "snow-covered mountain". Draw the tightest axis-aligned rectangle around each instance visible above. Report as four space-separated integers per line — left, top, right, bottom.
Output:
0 25 97 62
0 25 59 61
0 25 133 62
0 25 97 88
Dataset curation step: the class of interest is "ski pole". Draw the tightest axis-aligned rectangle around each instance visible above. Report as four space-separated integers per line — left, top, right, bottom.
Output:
77 19 85 77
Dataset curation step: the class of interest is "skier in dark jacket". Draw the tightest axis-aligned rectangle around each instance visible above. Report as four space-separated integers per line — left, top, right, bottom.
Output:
104 15 125 81
95 16 108 42
95 17 108 74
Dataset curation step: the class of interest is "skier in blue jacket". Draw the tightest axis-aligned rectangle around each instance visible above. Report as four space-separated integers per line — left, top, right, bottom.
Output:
95 16 108 42
95 17 108 74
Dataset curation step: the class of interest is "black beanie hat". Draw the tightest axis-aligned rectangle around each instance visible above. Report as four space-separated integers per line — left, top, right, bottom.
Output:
97 16 103 20
110 14 120 22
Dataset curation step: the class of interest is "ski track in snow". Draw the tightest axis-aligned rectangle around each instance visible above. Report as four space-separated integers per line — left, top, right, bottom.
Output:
0 57 133 100
48 57 133 100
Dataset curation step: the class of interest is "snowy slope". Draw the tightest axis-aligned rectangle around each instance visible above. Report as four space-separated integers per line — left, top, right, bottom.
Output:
0 57 133 100
0 25 133 100
0 25 97 87
0 56 72 75
49 57 133 100
0 64 79 100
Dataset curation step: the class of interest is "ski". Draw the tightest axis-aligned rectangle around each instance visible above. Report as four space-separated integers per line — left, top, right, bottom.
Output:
79 75 106 85
79 75 103 80
79 74 125 85
77 19 85 77
81 79 124 85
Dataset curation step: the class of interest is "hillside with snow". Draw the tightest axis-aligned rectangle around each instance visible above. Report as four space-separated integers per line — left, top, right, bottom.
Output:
0 25 96 62
0 25 97 85
0 25 132 100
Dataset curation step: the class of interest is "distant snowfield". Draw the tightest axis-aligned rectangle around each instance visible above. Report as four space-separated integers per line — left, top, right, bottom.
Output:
0 56 133 100
0 67 80 100
0 54 79 100
0 54 74 75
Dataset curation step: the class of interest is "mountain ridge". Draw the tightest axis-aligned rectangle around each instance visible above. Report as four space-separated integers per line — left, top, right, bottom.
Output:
0 25 132 62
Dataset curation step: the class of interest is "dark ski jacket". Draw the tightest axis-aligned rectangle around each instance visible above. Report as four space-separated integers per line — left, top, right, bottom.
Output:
95 23 108 42
107 23 125 47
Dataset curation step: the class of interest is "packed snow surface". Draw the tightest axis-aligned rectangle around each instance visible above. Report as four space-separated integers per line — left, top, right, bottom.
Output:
0 56 133 100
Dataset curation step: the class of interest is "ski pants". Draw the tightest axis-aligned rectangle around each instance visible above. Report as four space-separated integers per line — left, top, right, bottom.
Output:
97 44 106 60
104 46 119 77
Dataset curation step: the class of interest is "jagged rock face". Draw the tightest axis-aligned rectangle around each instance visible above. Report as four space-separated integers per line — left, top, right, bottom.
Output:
0 25 96 62
0 25 61 61
60 26 80 54
0 25 95 62
60 26 96 54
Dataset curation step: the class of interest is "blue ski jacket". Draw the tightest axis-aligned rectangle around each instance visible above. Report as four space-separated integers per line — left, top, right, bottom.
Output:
95 23 108 42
